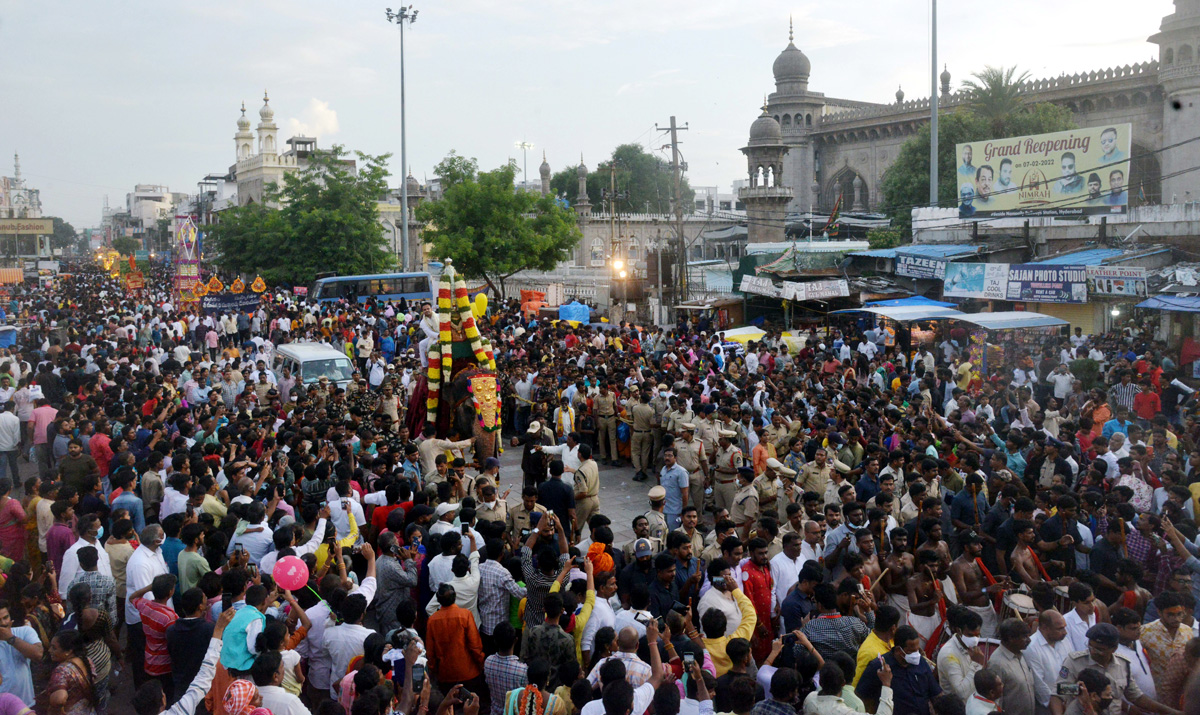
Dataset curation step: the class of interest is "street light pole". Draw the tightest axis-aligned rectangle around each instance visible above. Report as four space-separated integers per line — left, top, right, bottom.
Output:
515 141 534 190
386 6 418 269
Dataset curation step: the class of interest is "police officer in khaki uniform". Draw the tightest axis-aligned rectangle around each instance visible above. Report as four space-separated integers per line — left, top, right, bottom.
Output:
712 430 745 512
753 462 780 522
628 393 656 482
673 424 709 516
695 409 721 465
1052 623 1175 715
649 385 670 470
664 397 695 437
573 444 601 541
506 485 549 549
475 482 509 524
644 485 670 544
798 449 832 498
622 518 664 562
764 415 790 453
593 383 620 465
730 467 760 539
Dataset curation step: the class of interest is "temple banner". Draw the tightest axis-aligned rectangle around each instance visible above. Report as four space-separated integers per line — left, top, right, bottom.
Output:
956 124 1131 218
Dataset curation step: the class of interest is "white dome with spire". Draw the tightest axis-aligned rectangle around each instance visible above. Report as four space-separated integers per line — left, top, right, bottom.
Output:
259 91 275 122
237 102 251 130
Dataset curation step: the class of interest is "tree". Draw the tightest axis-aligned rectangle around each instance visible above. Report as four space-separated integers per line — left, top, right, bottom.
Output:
866 227 904 250
112 236 141 256
50 217 76 250
879 103 1074 235
207 145 394 285
548 144 694 215
960 66 1032 138
418 154 582 297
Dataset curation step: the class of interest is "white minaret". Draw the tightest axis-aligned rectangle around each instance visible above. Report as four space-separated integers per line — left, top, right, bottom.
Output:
235 102 254 162
257 91 278 158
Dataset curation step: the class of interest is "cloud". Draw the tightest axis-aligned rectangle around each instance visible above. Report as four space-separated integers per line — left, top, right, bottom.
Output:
286 99 340 138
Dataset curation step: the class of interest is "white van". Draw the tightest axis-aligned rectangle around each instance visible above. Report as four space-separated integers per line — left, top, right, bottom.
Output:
273 342 356 390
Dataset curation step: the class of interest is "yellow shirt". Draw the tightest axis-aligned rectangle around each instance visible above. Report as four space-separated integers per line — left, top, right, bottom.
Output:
854 630 893 686
702 589 757 676
314 512 358 571
551 580 595 666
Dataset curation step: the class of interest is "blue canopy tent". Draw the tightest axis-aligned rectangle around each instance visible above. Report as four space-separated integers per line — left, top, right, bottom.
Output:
1136 296 1200 313
865 295 956 309
0 327 17 349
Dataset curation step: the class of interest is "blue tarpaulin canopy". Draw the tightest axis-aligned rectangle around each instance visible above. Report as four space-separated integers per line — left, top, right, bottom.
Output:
558 301 591 323
832 306 965 321
1136 296 1200 313
865 296 956 309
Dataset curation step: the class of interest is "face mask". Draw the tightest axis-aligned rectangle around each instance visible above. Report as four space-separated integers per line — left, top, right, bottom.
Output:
904 650 922 666
95 525 104 541
960 635 980 648
1098 698 1114 711
484 500 497 510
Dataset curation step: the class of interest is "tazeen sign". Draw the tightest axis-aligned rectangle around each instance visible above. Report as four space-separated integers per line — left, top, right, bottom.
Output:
896 254 947 280
1006 264 1088 303
0 219 52 235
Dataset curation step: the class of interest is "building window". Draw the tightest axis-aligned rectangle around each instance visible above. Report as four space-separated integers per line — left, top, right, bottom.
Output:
590 238 605 266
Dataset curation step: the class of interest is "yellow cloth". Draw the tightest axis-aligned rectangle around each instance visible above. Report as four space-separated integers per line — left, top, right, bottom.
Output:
314 512 358 572
550 580 595 666
854 630 893 686
702 589 757 676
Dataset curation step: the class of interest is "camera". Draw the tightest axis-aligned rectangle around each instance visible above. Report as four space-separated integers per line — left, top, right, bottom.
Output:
682 652 695 666
712 576 726 589
782 633 798 648
411 663 425 691
1057 683 1079 696
573 556 586 568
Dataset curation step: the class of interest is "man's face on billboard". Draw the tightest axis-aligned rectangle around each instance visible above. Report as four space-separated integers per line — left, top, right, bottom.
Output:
1101 131 1117 156
1110 172 1125 196
962 146 973 165
999 162 1013 185
977 168 994 197
1088 179 1102 198
1061 156 1076 179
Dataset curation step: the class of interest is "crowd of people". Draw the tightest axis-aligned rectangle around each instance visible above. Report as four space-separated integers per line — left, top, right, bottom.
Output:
0 259 1199 715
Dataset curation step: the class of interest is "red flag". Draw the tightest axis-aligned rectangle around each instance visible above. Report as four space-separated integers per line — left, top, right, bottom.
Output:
821 193 843 236
128 254 137 271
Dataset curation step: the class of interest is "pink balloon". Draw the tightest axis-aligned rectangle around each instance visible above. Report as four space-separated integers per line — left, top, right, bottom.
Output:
273 555 310 591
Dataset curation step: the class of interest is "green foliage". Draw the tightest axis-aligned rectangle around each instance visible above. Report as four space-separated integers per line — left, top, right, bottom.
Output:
1068 358 1101 391
207 145 394 285
548 144 693 214
50 217 76 250
879 67 1076 236
418 155 582 297
960 66 1033 137
112 236 141 256
867 228 905 250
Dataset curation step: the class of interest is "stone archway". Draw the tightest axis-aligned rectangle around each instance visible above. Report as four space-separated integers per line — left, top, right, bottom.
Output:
824 166 869 214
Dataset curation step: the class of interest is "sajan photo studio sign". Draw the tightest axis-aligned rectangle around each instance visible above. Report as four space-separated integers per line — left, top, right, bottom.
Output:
1006 264 1088 303
956 124 1131 218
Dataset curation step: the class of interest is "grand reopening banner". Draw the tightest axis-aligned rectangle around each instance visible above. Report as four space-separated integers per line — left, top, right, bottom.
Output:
956 124 1131 218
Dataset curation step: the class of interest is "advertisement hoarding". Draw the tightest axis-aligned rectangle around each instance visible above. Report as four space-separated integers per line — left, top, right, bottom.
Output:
896 254 947 280
943 263 1010 300
740 275 781 298
956 124 1131 218
1006 264 1088 303
1085 266 1147 297
781 279 850 301
200 293 263 314
0 219 52 235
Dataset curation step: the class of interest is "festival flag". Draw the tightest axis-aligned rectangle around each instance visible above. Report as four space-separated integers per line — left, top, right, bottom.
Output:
230 278 246 294
207 276 224 293
821 193 842 236
250 276 267 293
128 254 137 271
194 283 208 297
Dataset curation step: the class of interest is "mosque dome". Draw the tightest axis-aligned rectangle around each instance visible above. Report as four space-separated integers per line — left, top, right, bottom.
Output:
940 65 952 86
539 153 551 178
748 109 782 145
259 92 274 122
237 103 251 130
577 159 588 178
773 42 811 84
405 173 421 192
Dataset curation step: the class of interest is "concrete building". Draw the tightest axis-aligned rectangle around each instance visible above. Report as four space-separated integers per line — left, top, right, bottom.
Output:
738 105 793 243
0 154 42 219
760 2 1194 214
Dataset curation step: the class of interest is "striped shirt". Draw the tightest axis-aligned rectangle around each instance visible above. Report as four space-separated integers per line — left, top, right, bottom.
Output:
484 654 527 715
478 560 526 636
519 545 568 629
70 569 116 617
1109 382 1140 411
133 597 178 676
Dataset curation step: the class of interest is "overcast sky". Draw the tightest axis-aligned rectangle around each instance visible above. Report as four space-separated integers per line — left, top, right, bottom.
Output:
0 0 1172 228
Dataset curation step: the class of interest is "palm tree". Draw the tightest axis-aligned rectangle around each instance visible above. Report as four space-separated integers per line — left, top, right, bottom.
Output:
960 66 1032 137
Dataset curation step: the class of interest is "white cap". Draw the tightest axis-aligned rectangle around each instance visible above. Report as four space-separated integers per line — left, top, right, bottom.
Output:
435 502 461 518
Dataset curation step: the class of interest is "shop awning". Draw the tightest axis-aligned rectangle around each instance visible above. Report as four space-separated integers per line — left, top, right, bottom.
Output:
954 311 1068 330
832 306 965 322
1136 295 1200 313
865 296 956 309
719 326 767 344
0 269 23 285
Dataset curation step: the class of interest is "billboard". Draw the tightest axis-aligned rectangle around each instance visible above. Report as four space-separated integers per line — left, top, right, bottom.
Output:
943 263 1009 300
896 254 948 280
781 279 850 301
0 218 52 235
956 124 1131 218
1086 266 1147 297
1006 264 1088 303
739 275 782 298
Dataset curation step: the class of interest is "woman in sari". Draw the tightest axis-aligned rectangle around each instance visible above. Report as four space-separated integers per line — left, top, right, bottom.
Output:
62 583 119 714
47 630 97 715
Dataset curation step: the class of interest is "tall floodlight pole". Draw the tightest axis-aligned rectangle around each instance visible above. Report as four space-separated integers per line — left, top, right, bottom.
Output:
930 0 939 206
386 6 418 268
515 141 534 190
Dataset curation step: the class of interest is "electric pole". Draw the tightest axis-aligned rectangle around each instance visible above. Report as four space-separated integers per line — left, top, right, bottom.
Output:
655 116 688 308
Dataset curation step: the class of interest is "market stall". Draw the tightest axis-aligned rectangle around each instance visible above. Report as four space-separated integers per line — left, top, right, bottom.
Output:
831 305 966 355
952 311 1068 377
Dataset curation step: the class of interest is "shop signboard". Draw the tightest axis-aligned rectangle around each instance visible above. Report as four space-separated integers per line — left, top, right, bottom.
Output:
739 275 781 298
896 254 946 279
1005 264 1088 303
943 262 1010 300
1085 266 1147 297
